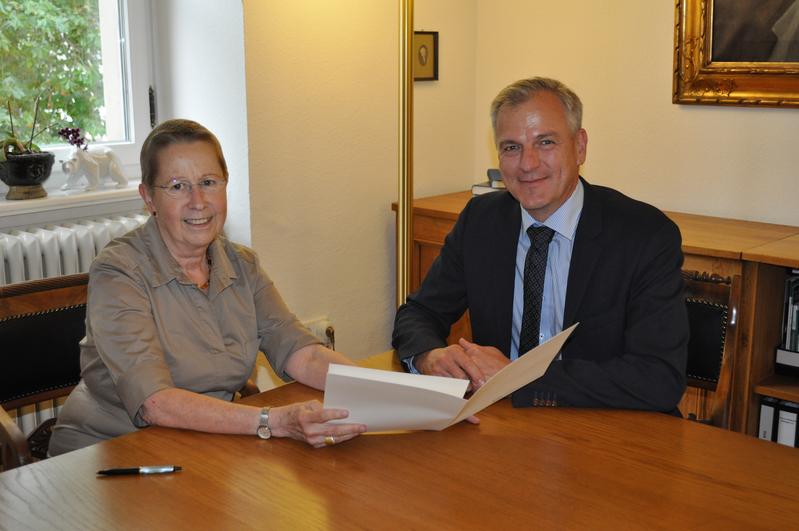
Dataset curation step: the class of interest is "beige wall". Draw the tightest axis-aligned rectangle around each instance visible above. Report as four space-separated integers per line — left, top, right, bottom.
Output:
413 1 478 197
243 2 398 359
470 0 799 225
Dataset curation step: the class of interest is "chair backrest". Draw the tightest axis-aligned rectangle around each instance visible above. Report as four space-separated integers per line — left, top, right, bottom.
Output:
0 273 88 470
682 270 741 429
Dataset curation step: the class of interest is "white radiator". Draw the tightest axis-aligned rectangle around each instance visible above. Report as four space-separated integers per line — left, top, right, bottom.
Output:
2 213 148 439
0 213 149 286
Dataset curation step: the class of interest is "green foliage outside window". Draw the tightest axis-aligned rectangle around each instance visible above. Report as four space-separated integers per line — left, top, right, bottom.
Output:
0 0 106 147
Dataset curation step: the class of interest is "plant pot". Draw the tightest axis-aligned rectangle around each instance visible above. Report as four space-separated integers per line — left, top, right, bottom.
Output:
0 151 55 200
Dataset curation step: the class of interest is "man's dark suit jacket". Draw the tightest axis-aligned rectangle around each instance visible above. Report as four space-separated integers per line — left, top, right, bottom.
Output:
392 178 688 412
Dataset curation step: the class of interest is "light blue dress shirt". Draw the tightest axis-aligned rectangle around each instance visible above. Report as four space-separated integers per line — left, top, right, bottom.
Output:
510 181 584 360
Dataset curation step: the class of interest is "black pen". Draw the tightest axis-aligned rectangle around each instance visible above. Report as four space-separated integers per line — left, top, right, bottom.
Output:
97 465 182 476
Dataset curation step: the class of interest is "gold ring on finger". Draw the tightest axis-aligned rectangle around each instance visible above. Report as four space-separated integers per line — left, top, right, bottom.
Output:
324 435 336 446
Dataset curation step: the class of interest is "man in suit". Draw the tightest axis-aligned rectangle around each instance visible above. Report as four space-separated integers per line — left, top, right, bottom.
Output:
392 77 688 412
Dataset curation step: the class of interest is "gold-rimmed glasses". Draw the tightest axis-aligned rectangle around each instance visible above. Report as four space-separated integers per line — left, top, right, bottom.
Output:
153 177 227 199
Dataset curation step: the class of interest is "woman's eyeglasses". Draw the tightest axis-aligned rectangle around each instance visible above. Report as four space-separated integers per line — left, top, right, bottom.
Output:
153 178 227 199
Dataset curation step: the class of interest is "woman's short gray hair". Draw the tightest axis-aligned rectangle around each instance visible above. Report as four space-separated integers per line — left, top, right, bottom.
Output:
490 77 583 135
140 119 228 188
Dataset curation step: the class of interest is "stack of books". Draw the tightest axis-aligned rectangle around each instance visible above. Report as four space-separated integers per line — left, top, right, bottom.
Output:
776 271 799 375
471 168 506 195
759 396 799 447
471 179 506 195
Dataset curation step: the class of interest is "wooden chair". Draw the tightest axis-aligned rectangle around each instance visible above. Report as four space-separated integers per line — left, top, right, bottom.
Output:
680 270 741 429
0 274 88 470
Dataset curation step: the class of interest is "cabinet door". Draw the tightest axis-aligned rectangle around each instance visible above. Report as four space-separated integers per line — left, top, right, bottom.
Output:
414 240 472 343
415 241 440 291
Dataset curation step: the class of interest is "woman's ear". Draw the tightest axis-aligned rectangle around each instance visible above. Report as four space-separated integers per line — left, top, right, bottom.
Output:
139 183 156 216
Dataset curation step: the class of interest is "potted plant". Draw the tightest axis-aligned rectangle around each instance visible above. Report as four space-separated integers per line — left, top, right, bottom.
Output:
0 96 56 200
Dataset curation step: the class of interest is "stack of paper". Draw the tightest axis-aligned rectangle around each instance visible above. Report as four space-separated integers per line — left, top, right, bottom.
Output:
323 324 577 432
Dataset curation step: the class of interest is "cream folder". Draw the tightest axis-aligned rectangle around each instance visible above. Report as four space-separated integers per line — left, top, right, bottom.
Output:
323 323 577 432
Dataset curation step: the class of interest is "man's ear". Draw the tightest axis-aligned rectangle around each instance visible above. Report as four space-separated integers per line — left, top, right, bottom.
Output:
575 128 588 166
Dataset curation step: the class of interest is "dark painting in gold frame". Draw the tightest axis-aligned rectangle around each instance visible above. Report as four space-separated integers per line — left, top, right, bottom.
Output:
673 0 799 108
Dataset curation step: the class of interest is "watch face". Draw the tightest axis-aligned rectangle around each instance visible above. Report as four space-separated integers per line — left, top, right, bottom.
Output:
257 425 271 439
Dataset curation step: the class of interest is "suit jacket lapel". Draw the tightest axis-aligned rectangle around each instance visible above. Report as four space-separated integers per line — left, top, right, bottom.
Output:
564 178 603 327
493 193 521 356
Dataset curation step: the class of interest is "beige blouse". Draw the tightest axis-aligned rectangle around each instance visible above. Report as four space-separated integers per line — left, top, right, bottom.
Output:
50 217 319 455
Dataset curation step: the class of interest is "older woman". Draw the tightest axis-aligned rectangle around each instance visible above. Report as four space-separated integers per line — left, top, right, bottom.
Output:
49 119 366 455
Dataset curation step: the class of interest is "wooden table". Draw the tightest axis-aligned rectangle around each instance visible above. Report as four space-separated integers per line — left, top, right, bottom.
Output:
2 383 799 529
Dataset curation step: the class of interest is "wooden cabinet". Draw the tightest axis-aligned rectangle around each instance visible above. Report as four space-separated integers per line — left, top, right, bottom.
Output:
400 190 799 436
411 195 472 343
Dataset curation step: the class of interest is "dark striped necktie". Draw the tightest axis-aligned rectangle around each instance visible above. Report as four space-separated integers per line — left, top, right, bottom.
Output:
519 225 555 356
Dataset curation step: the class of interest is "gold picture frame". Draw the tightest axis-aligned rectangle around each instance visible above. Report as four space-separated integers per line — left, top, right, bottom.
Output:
673 0 799 108
413 31 438 81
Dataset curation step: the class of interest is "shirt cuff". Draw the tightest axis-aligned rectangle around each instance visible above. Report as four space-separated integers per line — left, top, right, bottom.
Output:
402 355 421 374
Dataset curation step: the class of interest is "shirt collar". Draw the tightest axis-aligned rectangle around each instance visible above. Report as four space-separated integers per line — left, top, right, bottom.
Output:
141 216 237 290
520 178 584 241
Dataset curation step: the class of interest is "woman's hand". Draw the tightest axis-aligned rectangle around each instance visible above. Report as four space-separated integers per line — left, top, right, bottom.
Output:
269 400 367 448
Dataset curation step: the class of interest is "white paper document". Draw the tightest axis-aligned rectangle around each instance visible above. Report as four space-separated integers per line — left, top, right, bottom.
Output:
323 323 578 432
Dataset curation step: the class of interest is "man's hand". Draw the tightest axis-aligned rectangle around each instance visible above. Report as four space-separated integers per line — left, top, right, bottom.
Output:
416 339 511 390
458 338 511 381
415 343 487 389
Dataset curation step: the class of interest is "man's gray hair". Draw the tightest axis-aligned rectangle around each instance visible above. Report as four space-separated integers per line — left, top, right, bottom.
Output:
490 77 583 135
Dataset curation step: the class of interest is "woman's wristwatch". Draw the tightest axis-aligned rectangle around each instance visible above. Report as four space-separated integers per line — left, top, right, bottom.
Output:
256 407 272 439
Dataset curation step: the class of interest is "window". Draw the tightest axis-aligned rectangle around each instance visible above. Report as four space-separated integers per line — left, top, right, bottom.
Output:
0 0 152 194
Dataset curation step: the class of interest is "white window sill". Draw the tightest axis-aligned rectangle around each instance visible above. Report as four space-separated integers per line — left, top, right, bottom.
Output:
0 180 145 231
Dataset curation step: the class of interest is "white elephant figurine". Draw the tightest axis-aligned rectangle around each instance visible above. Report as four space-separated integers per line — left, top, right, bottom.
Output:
61 146 128 191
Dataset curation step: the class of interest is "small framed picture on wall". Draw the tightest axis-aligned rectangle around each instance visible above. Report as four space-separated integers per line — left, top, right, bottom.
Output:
413 31 439 81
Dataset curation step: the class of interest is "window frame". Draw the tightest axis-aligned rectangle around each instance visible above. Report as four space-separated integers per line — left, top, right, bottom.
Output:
42 0 154 185
0 0 152 227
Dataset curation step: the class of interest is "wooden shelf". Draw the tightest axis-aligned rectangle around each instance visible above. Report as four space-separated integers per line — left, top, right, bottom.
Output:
666 211 799 261
744 233 799 269
755 374 799 404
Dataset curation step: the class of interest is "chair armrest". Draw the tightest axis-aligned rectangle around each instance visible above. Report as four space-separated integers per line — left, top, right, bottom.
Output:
238 380 261 398
0 405 31 470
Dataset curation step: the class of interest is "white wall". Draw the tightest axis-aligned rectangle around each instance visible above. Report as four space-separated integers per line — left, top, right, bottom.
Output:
243 1 398 359
413 0 478 197
471 0 799 225
150 0 251 244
